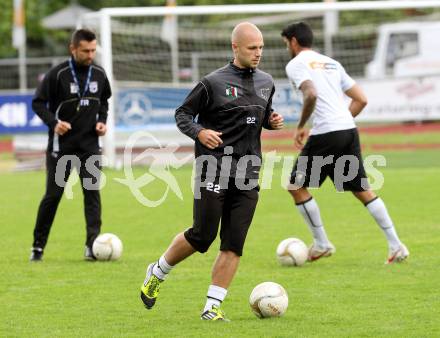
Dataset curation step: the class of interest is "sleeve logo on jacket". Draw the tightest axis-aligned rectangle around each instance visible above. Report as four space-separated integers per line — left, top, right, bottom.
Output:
226 85 239 98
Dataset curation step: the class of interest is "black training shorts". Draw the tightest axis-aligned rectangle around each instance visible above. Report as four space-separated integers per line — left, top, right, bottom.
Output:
184 177 259 256
290 128 369 192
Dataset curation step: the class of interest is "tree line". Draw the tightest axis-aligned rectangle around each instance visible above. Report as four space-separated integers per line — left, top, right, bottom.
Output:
0 0 315 59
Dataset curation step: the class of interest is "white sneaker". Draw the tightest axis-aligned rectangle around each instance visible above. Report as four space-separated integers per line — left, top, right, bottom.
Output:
308 242 336 262
386 243 409 264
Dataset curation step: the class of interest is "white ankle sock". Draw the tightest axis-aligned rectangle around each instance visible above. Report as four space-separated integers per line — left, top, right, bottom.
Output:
296 198 330 248
203 285 227 312
365 197 402 250
152 255 174 280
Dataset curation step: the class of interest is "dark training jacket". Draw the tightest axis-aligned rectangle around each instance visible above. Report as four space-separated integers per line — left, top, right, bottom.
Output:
32 58 111 154
175 62 275 179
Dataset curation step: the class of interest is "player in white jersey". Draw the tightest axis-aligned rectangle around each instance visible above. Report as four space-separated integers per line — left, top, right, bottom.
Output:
281 22 409 264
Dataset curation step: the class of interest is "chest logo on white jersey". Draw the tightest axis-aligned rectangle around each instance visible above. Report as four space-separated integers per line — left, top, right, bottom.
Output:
309 61 337 70
70 83 79 94
89 81 98 93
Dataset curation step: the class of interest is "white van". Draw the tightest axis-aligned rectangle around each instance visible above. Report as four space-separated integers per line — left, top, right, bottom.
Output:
366 21 440 79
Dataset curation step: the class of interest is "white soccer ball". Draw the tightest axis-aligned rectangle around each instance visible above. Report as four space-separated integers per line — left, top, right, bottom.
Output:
92 233 123 261
249 282 288 318
276 237 308 266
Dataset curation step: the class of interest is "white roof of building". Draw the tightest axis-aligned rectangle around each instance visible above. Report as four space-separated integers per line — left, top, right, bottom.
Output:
42 4 93 29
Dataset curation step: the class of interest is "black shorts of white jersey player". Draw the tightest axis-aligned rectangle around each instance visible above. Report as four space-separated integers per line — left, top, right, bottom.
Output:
290 128 369 192
184 177 259 256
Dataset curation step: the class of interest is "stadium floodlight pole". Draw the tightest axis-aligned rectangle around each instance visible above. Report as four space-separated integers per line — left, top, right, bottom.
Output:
13 0 27 93
99 10 116 168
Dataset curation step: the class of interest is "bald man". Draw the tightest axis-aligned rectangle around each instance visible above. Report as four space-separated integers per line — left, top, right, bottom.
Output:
139 22 283 321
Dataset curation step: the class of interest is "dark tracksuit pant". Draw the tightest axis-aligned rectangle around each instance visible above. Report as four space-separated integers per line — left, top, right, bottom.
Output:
32 152 101 249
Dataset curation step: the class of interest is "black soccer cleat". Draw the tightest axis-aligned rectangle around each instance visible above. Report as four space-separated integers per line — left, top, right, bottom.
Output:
30 247 44 262
84 246 97 261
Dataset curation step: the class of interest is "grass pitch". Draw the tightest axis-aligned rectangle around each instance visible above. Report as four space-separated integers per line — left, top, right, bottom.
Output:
1 148 439 337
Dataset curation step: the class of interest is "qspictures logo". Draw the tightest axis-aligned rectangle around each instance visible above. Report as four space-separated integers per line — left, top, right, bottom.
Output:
52 132 387 207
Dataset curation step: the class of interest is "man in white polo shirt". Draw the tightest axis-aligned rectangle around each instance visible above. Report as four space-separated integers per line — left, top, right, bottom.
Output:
281 22 409 264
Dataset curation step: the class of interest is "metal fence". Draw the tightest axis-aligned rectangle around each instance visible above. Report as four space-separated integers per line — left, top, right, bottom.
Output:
0 56 66 91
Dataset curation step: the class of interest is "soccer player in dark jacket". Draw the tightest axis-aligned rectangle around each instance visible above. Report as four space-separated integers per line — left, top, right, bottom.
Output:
30 29 111 261
140 22 284 321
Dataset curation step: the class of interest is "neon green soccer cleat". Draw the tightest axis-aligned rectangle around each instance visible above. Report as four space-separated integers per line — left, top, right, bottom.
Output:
140 263 163 309
200 305 230 321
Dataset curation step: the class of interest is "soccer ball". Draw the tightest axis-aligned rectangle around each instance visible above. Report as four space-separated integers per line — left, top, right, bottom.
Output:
92 233 123 261
249 282 288 318
276 238 308 266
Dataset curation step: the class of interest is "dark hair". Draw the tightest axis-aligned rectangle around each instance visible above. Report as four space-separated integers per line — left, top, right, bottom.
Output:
281 22 313 48
71 29 96 46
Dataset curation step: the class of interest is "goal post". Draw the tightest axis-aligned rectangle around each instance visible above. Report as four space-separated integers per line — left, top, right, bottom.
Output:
79 0 440 167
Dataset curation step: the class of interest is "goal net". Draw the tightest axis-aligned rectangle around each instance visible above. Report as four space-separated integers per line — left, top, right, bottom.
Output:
78 1 440 166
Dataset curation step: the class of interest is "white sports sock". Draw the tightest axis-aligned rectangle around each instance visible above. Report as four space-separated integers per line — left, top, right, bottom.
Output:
366 197 402 250
203 285 227 312
152 255 174 280
296 198 330 248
